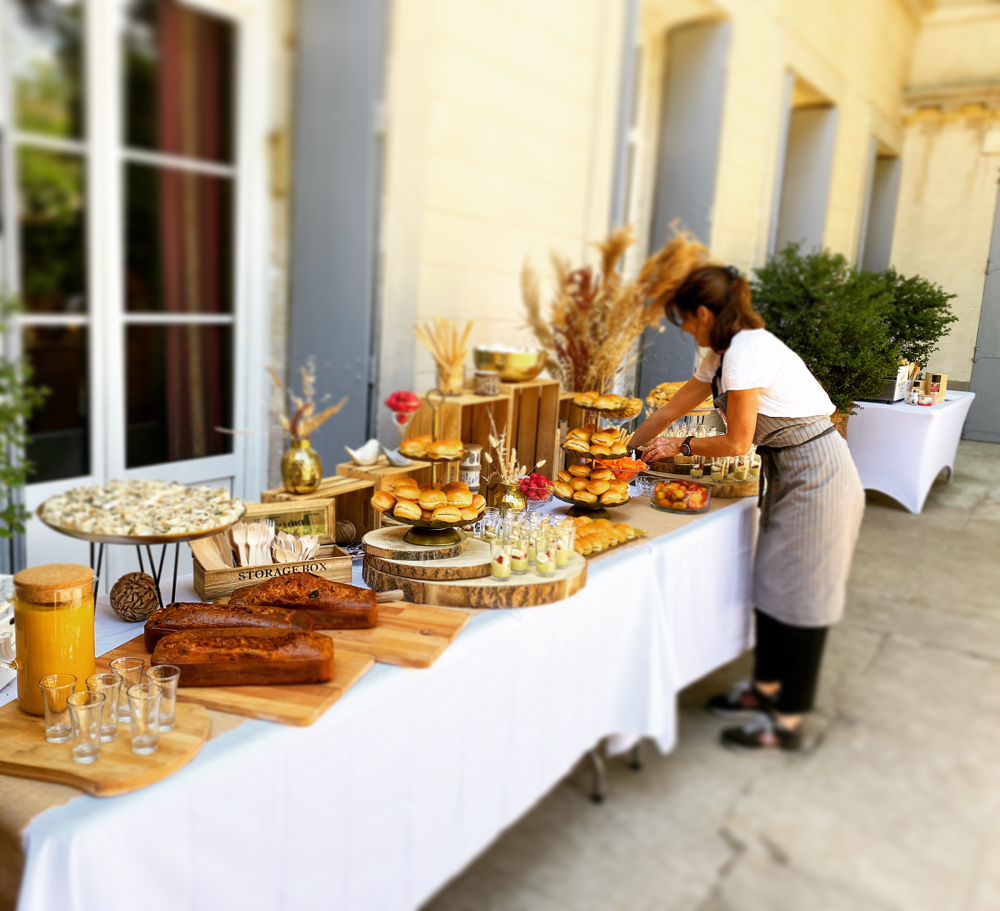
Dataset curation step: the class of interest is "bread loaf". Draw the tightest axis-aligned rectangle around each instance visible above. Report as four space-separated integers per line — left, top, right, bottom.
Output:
143 603 314 652
151 628 334 687
228 572 378 629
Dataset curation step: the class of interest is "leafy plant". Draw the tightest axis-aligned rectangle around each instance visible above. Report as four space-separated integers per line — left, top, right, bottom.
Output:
751 245 899 414
0 297 48 537
873 268 957 369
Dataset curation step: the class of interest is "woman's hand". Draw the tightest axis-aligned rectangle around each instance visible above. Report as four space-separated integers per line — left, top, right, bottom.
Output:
642 436 682 463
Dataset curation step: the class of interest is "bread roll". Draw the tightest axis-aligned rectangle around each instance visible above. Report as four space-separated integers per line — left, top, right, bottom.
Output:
589 468 613 481
448 489 474 507
395 485 420 501
573 490 598 504
610 443 629 457
400 440 428 456
570 477 590 491
553 481 573 498
460 506 480 521
420 509 435 520
443 481 468 493
573 392 597 406
471 494 486 510
566 439 591 454
600 492 624 505
591 430 615 446
590 444 611 457
608 480 629 494
371 490 397 512
428 438 464 458
586 480 610 496
594 395 619 410
387 477 416 491
556 470 573 483
568 427 592 441
419 489 447 509
394 500 422 520
568 463 592 478
432 505 462 522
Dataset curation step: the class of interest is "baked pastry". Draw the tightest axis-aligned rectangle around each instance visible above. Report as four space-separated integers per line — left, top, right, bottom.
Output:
143 603 315 652
447 488 473 507
394 485 420 501
556 470 573 483
460 506 480 521
570 477 590 491
419 489 447 509
431 504 461 522
371 490 397 512
590 444 611 457
600 491 624 505
387 477 416 491
394 500 422 521
609 442 629 458
573 490 598 504
554 481 573 498
471 494 486 510
568 463 592 478
566 439 591 454
594 395 620 411
229 572 378 629
428 438 464 458
592 430 616 446
589 468 613 481
152 628 334 687
587 480 610 496
573 392 597 407
420 509 435 520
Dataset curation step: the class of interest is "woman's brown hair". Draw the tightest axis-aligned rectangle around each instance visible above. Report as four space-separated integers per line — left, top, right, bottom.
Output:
665 265 765 353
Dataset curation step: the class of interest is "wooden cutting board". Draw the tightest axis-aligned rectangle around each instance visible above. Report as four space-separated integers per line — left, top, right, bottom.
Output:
323 601 471 668
97 638 375 727
0 701 209 797
363 554 588 608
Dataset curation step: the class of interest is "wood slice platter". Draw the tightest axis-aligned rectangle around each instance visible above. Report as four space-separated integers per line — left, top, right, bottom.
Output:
364 537 491 580
363 526 467 561
363 553 588 609
97 637 375 727
324 601 471 668
0 701 209 797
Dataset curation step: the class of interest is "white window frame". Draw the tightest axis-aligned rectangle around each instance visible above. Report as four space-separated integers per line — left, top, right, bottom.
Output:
0 0 271 577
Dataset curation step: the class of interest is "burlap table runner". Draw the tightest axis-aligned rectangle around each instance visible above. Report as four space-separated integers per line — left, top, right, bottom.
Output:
0 709 246 911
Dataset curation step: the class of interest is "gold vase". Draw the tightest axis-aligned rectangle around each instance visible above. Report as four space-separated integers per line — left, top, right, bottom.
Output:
498 481 527 518
281 438 323 494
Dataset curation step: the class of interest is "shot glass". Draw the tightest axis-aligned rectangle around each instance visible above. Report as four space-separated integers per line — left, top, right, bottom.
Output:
67 691 104 765
554 526 575 569
534 534 555 576
490 539 513 581
109 657 145 724
710 458 724 482
37 674 76 743
86 673 123 742
146 665 180 732
509 531 529 574
481 507 500 541
689 455 705 479
127 683 162 755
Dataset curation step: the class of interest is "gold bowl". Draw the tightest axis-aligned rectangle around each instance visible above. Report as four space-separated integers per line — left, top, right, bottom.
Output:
473 348 547 383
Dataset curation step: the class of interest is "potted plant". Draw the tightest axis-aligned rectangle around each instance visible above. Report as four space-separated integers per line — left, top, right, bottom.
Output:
751 246 900 434
874 268 958 370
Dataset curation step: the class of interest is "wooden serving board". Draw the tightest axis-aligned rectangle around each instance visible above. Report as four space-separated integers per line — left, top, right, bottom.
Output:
0 701 209 797
364 537 491 580
363 553 588 609
324 601 471 668
97 638 375 727
363 526 467 561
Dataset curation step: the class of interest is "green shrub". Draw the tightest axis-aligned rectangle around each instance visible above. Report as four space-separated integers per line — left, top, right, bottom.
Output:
751 245 899 414
873 268 958 370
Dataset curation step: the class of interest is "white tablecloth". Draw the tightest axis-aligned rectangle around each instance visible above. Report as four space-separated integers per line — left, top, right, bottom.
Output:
846 391 976 514
10 499 756 911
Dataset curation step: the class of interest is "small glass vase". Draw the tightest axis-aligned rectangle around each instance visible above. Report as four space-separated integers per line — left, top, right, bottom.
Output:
281 438 323 494
497 481 527 518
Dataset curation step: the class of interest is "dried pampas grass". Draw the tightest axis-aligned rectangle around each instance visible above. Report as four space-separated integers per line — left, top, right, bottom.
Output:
522 225 709 392
268 358 348 441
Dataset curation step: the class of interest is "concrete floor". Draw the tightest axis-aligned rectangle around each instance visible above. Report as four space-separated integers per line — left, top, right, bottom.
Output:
425 440 1000 911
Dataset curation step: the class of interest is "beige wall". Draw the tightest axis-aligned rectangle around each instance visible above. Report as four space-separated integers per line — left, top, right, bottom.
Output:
891 3 1000 383
377 0 625 433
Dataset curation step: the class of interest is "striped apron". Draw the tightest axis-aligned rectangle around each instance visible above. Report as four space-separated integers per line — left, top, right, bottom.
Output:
713 365 865 628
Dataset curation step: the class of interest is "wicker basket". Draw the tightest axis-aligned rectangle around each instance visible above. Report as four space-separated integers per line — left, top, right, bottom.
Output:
830 409 850 439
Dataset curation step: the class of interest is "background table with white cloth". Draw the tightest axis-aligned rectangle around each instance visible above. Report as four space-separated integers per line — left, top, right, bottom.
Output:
846 391 976 514
4 498 756 911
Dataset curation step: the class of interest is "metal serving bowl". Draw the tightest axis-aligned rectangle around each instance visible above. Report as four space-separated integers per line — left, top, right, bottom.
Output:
473 348 547 383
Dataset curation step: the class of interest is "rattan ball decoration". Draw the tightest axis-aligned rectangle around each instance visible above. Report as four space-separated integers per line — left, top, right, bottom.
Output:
110 572 160 622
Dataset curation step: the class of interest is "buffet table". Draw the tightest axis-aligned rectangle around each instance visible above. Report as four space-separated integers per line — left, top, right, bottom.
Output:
2 498 756 911
846 391 976 513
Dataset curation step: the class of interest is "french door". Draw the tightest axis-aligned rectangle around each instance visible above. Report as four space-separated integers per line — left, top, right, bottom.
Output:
1 0 269 584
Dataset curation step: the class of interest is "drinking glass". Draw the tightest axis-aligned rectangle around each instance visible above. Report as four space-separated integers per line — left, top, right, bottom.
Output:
37 674 76 743
635 475 657 498
146 665 180 732
127 683 162 755
110 657 144 724
67 691 104 764
690 455 705 479
86 673 122 741
749 455 761 479
534 533 555 576
490 539 513 581
710 458 724 482
509 530 529 574
554 526 575 569
733 455 749 481
481 508 501 541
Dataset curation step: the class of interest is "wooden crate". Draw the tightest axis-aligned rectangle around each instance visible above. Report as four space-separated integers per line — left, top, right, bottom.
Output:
243 499 335 540
502 379 562 481
193 545 353 601
260 477 377 542
406 392 510 489
335 457 432 491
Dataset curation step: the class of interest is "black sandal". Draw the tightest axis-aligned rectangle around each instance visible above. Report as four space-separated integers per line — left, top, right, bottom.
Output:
706 680 774 718
721 712 802 753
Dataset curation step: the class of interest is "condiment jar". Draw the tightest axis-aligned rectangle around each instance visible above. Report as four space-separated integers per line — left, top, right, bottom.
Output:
0 564 95 716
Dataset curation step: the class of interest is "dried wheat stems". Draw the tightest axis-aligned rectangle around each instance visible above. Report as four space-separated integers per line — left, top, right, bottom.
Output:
483 410 546 485
415 317 474 395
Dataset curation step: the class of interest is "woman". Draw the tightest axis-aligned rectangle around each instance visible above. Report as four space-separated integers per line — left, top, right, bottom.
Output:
631 264 865 753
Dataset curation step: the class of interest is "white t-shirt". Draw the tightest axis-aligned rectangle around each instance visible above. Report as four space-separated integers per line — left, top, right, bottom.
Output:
693 329 834 418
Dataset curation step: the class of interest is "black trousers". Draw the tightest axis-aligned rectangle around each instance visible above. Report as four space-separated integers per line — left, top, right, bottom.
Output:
753 609 828 714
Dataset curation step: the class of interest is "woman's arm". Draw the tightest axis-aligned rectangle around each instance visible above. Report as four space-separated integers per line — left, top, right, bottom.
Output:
629 378 713 450
643 388 760 462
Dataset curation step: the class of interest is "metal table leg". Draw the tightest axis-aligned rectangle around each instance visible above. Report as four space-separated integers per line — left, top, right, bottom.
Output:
146 545 164 610
587 749 605 804
171 542 179 603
